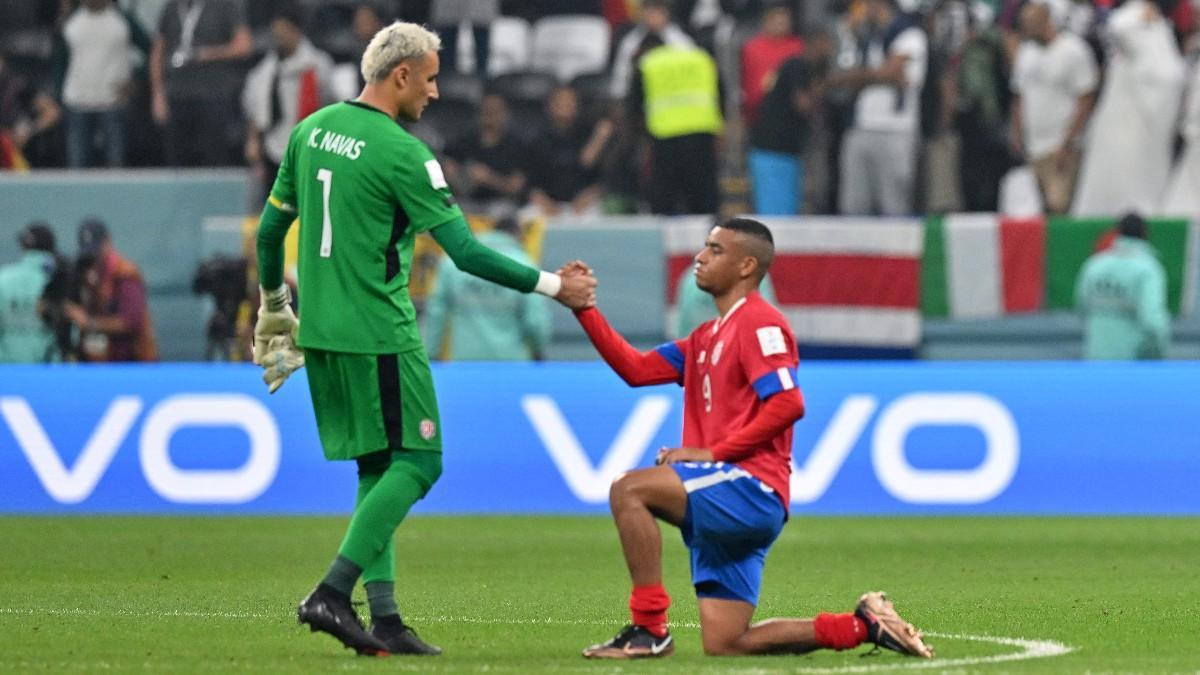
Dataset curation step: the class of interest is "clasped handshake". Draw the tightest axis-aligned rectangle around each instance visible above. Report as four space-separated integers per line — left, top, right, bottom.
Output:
251 262 598 394
552 259 598 311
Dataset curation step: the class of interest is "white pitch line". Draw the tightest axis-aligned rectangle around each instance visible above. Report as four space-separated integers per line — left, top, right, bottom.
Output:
772 632 1073 674
0 608 1072 671
0 607 269 620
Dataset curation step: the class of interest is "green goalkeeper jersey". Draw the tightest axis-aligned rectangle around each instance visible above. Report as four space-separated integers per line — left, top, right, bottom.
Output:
269 101 463 354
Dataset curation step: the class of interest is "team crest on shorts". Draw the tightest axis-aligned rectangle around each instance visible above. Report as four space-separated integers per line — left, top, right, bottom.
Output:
419 419 436 440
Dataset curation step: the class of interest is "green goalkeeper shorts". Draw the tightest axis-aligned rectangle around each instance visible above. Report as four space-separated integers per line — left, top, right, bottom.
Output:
304 347 442 460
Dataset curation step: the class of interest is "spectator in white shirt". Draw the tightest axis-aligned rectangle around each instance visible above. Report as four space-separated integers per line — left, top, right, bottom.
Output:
60 0 151 168
1072 0 1184 217
1009 1 1098 214
830 0 928 216
241 2 334 200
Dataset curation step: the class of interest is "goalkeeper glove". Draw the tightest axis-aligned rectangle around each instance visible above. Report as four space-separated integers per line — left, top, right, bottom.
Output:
261 334 305 394
253 284 297 365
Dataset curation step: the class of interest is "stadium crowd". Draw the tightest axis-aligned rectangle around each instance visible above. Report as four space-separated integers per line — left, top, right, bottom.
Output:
3 0 1200 218
0 0 1188 364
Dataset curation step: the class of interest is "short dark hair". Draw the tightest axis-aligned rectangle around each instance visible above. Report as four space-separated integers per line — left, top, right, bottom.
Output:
18 221 56 253
720 217 775 246
1117 212 1147 240
77 217 110 258
717 217 775 280
272 1 307 29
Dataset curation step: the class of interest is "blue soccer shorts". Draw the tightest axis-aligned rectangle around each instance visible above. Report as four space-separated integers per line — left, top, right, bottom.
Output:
671 461 786 605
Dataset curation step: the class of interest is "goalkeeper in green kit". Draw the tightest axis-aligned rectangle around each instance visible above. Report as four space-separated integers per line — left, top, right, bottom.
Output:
252 21 596 657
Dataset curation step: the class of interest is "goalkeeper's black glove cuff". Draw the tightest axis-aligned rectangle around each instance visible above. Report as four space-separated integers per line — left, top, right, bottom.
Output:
261 284 291 312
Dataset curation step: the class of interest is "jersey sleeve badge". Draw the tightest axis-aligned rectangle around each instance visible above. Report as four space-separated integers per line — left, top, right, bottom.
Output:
424 159 448 189
756 326 787 357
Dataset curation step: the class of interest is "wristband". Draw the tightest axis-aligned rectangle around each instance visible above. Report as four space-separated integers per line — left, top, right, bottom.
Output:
261 284 291 311
533 271 562 297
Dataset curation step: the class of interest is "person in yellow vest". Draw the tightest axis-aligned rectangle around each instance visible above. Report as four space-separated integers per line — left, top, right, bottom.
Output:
628 33 724 215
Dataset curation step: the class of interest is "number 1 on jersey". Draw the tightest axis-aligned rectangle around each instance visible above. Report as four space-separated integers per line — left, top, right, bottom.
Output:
316 168 334 258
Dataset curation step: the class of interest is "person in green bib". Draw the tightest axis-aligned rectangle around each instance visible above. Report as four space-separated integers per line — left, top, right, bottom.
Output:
252 21 596 657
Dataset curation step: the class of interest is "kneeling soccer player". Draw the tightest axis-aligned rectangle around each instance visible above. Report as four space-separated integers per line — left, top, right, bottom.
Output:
571 218 934 659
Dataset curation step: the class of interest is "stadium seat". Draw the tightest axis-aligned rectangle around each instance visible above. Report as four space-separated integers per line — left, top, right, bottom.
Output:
488 71 558 104
488 71 557 141
0 0 40 34
529 15 611 82
2 29 53 85
423 99 478 148
570 72 613 107
437 71 484 105
404 119 446 152
488 16 532 77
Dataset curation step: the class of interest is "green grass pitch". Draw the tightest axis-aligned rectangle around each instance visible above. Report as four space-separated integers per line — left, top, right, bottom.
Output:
1 516 1197 673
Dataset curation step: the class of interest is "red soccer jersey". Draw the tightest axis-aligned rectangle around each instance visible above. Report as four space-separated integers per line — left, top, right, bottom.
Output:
654 291 800 507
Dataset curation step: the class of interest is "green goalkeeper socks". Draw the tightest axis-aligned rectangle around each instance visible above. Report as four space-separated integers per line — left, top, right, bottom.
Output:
336 455 428 573
321 555 361 597
366 581 399 619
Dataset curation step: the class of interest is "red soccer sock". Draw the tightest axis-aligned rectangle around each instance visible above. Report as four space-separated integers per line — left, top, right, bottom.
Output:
814 612 868 651
629 583 671 638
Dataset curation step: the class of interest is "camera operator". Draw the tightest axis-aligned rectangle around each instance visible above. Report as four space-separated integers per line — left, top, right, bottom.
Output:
192 254 250 361
64 218 157 362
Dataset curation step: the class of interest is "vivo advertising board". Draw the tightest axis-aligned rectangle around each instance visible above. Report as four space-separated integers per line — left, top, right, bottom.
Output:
0 362 1196 514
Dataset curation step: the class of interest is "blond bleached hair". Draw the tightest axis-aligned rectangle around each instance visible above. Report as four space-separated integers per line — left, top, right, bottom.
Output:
360 22 441 84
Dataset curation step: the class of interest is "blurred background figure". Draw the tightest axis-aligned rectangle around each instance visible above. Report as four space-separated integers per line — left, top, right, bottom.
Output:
1009 0 1097 215
1161 54 1200 218
241 1 335 201
1072 0 1184 216
740 1 805 127
610 0 695 99
58 0 152 169
951 1 1013 213
432 0 499 76
422 217 551 361
0 222 59 363
1075 213 1170 360
0 53 62 171
629 35 723 215
65 218 157 362
442 92 529 217
191 254 249 362
810 0 871 215
150 0 252 166
832 0 928 216
747 56 822 215
324 2 392 100
525 85 612 218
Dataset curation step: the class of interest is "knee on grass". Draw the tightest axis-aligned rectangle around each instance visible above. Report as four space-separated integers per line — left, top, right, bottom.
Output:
701 633 750 656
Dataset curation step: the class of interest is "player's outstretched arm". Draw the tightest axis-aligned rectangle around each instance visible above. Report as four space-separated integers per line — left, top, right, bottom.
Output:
431 217 595 308
575 307 683 387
